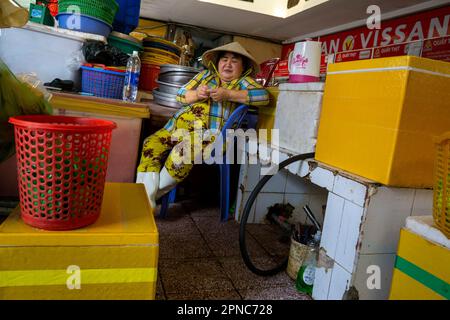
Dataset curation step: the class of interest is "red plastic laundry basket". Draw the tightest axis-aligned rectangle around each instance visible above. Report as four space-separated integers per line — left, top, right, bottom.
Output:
8 115 117 231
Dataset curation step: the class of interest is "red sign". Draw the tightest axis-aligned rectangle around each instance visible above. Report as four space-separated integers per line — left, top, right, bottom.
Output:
273 59 289 78
319 6 450 55
422 36 450 62
281 44 295 61
334 49 372 63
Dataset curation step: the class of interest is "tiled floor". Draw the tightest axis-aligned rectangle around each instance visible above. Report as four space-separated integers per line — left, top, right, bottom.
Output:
155 199 311 300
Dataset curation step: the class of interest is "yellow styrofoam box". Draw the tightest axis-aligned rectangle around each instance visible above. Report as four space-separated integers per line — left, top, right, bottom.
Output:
389 228 450 300
315 56 450 188
257 87 279 143
0 183 159 300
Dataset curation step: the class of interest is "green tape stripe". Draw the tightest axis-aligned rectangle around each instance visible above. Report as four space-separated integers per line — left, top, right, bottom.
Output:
395 256 450 299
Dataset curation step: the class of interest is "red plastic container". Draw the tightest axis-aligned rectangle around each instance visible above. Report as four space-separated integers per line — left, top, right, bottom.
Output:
8 115 117 231
139 64 160 91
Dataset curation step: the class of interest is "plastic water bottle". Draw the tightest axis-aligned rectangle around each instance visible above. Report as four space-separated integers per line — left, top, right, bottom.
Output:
123 51 141 102
296 231 321 295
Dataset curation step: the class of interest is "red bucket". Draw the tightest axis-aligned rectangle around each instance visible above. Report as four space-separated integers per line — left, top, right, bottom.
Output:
139 64 160 91
8 115 116 230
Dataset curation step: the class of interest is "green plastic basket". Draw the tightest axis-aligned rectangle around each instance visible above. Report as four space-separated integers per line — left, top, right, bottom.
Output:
58 3 116 25
58 0 119 24
108 33 143 54
59 0 119 12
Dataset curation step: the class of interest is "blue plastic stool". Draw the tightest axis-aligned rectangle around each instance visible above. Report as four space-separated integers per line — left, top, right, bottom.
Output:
159 105 250 222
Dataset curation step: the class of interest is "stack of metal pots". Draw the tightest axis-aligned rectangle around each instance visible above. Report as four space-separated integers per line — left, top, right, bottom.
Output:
153 64 201 108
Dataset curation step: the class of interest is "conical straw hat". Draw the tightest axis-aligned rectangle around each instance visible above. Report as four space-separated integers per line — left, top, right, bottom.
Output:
202 42 259 76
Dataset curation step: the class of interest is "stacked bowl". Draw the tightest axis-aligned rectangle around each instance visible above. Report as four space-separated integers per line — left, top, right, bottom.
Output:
153 64 201 109
56 0 118 37
139 37 182 92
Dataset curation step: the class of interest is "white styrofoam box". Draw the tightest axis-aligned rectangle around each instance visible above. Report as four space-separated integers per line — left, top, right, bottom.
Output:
54 109 142 183
0 22 106 89
333 175 368 207
353 253 396 300
285 171 312 194
284 193 310 224
411 189 434 217
309 166 335 191
405 215 450 249
327 263 352 300
254 193 284 223
360 187 416 254
320 193 345 261
334 201 365 273
312 266 333 300
261 169 287 193
272 83 324 155
308 193 329 227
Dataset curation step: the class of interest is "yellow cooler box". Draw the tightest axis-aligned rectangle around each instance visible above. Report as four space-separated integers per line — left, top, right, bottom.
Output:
316 56 450 188
389 216 449 300
0 183 159 300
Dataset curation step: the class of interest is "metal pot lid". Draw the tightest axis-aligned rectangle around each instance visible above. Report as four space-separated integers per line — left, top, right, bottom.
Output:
153 88 178 100
156 80 183 88
159 64 201 74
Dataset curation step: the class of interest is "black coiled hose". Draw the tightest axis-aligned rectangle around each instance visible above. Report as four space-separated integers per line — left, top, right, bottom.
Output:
239 152 315 276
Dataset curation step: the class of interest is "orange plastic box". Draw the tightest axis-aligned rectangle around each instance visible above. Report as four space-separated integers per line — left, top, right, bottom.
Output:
316 56 450 187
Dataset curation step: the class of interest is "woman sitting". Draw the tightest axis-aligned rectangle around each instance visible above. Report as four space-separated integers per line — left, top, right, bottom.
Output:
136 42 270 208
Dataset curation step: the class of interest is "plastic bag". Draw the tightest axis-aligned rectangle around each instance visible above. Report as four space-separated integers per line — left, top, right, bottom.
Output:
82 40 130 67
0 59 53 163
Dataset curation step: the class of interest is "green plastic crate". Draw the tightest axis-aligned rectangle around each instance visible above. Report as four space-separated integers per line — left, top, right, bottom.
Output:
29 3 54 26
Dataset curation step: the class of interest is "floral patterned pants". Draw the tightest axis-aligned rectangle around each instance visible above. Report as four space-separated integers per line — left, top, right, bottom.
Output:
137 103 217 182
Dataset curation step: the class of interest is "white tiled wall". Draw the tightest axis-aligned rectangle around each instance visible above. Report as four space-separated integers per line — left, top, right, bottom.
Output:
411 189 434 216
254 193 284 223
309 166 335 191
360 187 416 254
334 201 364 273
353 253 397 300
261 169 287 193
333 175 367 207
312 266 333 300
327 263 352 300
308 193 328 227
235 149 434 301
284 193 310 224
320 193 345 261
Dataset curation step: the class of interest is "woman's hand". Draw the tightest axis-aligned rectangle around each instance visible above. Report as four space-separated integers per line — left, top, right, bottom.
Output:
210 87 230 102
196 85 210 100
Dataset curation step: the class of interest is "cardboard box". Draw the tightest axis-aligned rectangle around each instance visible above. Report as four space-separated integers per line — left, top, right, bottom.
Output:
0 183 159 300
315 56 450 187
389 226 449 300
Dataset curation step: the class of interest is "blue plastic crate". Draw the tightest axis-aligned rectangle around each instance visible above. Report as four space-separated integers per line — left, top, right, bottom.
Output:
113 0 141 34
81 66 125 99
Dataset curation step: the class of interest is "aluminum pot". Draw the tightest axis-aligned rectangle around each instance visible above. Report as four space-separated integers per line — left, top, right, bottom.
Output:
153 89 181 109
158 71 196 85
159 64 201 74
156 80 182 95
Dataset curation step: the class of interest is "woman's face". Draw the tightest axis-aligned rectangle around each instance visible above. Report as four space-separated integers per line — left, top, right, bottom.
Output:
218 52 244 82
